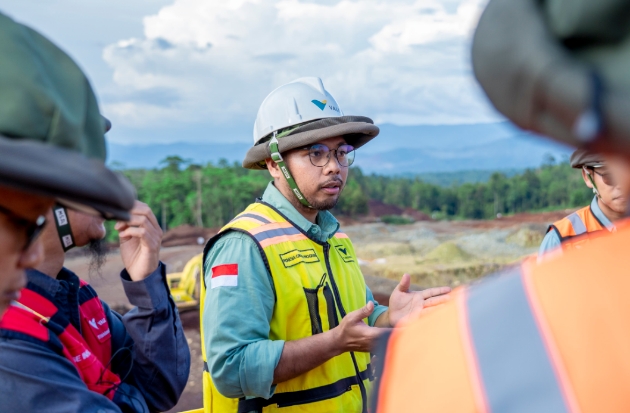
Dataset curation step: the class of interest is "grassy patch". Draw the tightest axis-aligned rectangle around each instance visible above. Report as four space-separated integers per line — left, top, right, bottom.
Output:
380 215 414 225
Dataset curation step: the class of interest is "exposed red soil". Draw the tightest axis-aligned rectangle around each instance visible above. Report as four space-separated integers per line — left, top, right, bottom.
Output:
366 199 432 221
462 209 577 229
161 224 219 247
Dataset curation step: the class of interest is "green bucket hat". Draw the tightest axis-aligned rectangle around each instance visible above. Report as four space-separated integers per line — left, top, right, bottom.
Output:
0 13 135 220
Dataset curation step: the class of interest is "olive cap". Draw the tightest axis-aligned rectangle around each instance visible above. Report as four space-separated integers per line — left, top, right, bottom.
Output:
0 13 134 220
570 149 605 168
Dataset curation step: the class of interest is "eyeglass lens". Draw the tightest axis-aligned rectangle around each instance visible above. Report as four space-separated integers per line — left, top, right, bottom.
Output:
595 170 615 186
309 144 355 167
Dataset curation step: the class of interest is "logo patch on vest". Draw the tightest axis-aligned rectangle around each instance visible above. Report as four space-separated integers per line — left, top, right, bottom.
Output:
334 245 354 263
280 248 320 268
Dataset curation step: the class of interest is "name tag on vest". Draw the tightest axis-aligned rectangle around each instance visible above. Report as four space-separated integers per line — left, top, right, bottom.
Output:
280 248 320 268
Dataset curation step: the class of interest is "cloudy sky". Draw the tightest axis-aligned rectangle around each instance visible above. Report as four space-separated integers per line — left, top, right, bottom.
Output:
2 0 502 146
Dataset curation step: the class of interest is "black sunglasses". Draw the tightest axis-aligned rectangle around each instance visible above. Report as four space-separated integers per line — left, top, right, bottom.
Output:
0 204 47 251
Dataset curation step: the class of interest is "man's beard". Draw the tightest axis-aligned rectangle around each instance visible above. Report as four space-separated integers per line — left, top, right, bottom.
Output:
309 196 340 211
87 239 107 278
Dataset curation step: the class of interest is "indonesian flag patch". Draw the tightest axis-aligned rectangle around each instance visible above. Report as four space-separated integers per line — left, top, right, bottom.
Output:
211 263 238 288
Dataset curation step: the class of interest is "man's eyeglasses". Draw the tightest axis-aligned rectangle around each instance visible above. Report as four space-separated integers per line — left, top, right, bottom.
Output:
592 169 616 187
0 204 46 251
301 144 355 168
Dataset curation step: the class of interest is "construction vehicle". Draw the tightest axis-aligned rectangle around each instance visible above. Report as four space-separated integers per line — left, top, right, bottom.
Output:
166 253 203 311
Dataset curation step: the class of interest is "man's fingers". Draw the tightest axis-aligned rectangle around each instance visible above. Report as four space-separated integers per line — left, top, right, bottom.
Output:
423 293 451 308
347 301 374 322
396 273 411 293
420 286 451 299
128 201 162 233
118 227 161 248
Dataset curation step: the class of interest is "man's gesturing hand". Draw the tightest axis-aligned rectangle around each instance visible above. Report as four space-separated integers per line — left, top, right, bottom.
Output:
333 301 387 354
115 201 163 281
387 274 450 327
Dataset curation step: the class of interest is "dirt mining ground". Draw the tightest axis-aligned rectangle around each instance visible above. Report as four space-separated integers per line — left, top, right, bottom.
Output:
64 210 570 412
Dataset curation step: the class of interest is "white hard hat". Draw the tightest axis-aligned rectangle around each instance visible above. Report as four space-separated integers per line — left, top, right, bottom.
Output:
243 77 379 170
253 77 344 145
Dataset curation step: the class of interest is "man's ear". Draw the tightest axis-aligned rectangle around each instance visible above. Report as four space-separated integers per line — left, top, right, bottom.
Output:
582 167 594 189
265 158 282 180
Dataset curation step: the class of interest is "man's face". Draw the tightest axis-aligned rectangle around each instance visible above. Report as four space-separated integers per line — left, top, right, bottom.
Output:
582 166 627 214
278 136 350 210
0 185 54 317
604 153 630 210
66 209 106 247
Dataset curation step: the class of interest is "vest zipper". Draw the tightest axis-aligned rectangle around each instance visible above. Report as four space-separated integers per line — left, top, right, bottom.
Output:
323 243 368 413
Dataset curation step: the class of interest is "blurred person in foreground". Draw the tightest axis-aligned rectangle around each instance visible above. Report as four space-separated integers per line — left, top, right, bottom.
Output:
0 12 189 413
374 0 630 412
538 149 626 258
201 77 450 413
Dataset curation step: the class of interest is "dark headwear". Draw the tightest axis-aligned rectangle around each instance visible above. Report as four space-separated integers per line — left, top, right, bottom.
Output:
570 149 605 168
0 13 134 220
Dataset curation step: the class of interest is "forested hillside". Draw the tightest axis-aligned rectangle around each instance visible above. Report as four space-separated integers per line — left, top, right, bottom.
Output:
117 155 591 232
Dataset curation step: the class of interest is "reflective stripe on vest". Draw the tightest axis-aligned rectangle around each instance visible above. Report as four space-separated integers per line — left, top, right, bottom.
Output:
566 212 587 235
549 205 606 242
0 282 120 400
201 201 371 413
466 269 570 412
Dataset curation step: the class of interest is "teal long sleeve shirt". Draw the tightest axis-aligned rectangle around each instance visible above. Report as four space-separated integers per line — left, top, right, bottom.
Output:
538 196 615 258
203 182 388 400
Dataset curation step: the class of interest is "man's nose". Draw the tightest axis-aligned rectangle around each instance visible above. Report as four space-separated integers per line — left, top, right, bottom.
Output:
323 153 342 174
18 238 45 269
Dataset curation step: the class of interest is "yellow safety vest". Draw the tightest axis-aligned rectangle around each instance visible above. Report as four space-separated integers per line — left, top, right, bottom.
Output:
201 201 373 413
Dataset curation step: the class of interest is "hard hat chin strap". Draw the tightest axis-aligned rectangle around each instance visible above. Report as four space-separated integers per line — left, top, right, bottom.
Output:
52 203 76 252
269 133 313 209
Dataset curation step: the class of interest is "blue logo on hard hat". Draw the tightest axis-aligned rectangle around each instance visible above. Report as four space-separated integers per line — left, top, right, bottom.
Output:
311 99 327 111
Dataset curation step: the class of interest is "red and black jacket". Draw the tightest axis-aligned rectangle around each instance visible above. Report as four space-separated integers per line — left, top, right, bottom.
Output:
0 280 122 400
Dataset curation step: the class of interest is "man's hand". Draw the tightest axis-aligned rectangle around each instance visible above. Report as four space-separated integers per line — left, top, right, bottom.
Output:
274 301 387 384
385 274 450 327
115 201 163 281
333 301 388 353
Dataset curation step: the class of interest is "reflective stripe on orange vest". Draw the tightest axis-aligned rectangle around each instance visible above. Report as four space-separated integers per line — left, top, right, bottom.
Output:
375 219 630 412
548 204 606 241
466 269 570 412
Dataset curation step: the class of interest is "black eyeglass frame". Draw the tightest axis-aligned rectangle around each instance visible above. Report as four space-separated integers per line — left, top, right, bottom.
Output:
300 143 356 168
0 204 47 251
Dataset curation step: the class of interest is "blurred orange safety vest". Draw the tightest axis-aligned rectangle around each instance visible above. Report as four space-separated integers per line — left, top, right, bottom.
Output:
548 204 607 247
375 219 630 413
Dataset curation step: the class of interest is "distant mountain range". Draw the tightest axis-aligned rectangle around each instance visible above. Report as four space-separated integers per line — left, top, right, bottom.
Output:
107 122 573 175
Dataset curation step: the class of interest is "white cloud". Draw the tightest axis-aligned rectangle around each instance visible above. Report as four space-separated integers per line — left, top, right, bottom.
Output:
103 0 500 142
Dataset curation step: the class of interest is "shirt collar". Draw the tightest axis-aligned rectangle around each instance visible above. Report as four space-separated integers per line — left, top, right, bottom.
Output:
25 267 80 297
261 182 340 242
591 196 615 230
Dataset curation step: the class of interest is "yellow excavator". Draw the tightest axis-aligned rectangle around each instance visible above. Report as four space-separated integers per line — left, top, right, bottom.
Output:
166 253 203 311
